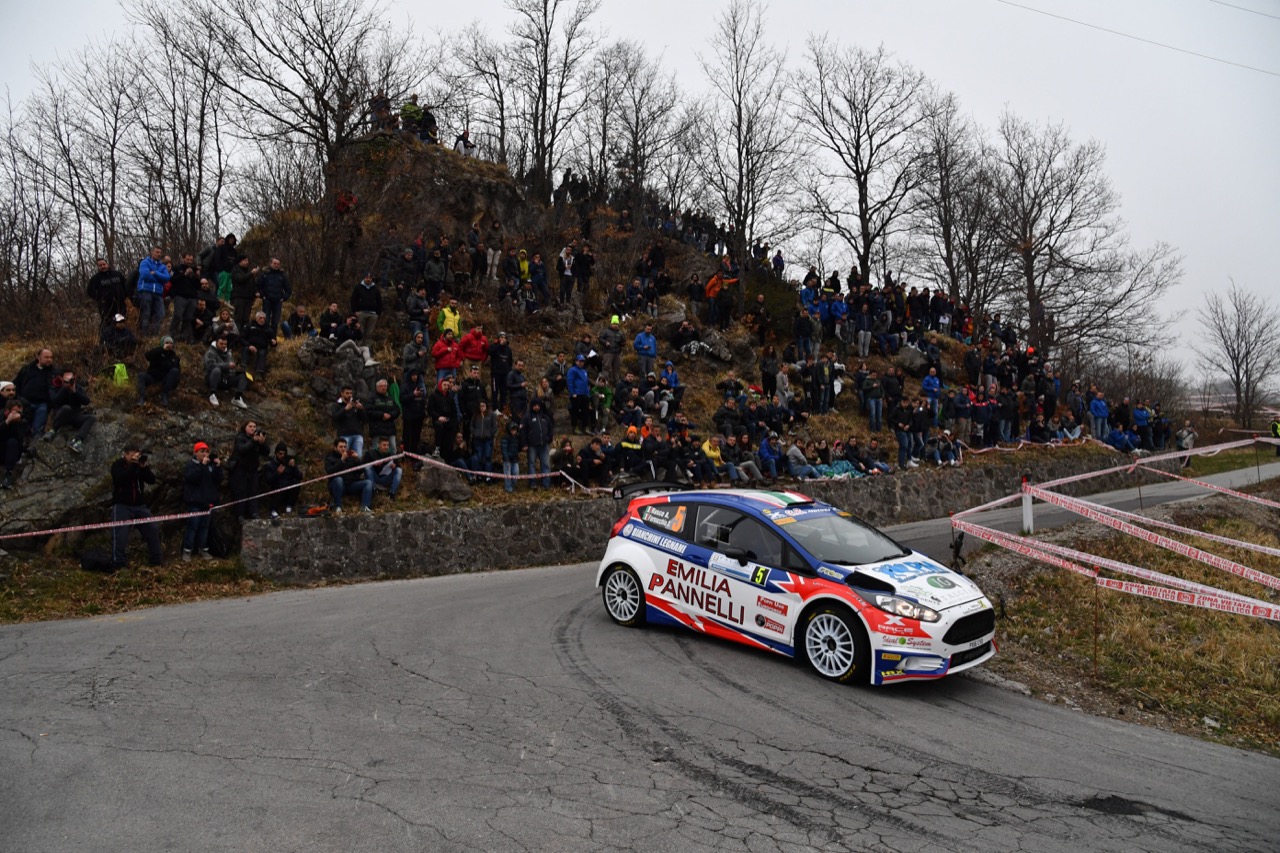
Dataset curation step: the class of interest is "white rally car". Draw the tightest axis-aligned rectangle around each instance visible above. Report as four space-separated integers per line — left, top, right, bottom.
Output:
597 488 996 685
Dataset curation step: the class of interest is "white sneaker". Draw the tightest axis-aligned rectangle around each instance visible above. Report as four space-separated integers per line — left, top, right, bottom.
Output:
232 396 248 409
270 510 279 519
333 507 342 515
181 551 192 562
907 460 919 468
284 506 294 514
209 393 220 406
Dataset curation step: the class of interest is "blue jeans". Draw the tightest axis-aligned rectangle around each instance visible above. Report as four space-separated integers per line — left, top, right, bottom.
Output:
329 477 373 509
112 504 162 565
502 458 519 492
136 291 166 336
182 506 212 553
788 461 819 479
436 368 456 385
262 298 283 335
470 439 493 473
527 444 551 488
998 419 1012 443
340 434 364 458
895 430 912 467
373 466 402 496
866 398 882 432
30 402 50 436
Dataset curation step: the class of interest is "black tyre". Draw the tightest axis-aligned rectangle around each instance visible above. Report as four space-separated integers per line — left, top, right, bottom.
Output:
801 605 869 683
601 565 647 627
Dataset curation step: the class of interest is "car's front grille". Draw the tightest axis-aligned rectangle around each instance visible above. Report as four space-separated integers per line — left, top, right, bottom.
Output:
951 641 992 668
943 609 995 645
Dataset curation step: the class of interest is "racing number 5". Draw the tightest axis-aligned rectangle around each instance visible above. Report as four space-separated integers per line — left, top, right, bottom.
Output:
751 565 769 586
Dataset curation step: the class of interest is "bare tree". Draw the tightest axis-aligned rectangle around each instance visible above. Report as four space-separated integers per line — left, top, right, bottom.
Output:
696 0 796 262
911 93 1009 318
453 24 521 169
794 40 932 283
505 0 601 202
989 111 1180 356
131 0 428 195
1195 282 1280 429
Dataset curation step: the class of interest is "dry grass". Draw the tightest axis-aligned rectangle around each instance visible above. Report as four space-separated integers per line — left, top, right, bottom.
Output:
982 491 1280 755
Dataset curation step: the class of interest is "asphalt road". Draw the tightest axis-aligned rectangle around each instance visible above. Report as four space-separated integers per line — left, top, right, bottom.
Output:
2 465 1278 852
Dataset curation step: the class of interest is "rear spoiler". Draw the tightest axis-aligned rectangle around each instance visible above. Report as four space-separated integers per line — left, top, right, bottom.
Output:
611 481 693 502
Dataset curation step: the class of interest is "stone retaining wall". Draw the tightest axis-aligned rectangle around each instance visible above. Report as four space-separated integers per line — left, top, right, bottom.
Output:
241 449 1177 583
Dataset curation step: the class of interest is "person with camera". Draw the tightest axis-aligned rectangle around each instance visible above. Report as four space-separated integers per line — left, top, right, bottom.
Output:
262 441 302 518
324 437 373 513
364 435 402 501
228 420 270 520
49 369 95 454
330 386 366 457
1 397 27 489
110 445 163 569
181 441 223 560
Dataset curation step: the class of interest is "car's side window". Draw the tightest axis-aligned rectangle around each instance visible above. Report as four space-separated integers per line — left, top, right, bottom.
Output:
693 506 785 568
638 502 692 540
782 544 814 575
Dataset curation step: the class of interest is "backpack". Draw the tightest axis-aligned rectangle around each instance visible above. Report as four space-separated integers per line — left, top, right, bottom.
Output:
80 548 117 573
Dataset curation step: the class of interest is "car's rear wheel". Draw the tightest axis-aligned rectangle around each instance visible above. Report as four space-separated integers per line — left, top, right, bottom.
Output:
801 605 869 683
602 565 647 627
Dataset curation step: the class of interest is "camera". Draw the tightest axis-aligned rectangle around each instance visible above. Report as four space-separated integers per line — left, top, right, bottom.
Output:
138 453 150 465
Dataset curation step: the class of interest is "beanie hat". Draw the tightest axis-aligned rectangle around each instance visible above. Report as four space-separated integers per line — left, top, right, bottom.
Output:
274 441 288 453
193 441 209 453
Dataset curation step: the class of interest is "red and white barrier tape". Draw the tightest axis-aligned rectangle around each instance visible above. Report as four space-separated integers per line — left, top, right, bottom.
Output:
950 517 1267 605
1135 465 1280 510
1094 577 1280 621
1023 484 1280 593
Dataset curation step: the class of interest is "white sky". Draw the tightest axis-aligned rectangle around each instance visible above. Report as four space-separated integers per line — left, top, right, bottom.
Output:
2 0 1277 356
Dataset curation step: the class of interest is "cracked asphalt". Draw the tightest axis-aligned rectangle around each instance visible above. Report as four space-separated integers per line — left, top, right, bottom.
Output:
2 557 1278 852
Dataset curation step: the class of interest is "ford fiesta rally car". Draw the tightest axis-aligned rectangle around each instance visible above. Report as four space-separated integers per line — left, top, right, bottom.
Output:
597 488 996 685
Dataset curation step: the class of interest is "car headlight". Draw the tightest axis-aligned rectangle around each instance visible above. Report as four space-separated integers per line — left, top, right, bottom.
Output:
871 593 940 623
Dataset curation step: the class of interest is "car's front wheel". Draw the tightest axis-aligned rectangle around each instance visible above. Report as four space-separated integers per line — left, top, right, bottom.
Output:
801 605 869 683
601 565 647 627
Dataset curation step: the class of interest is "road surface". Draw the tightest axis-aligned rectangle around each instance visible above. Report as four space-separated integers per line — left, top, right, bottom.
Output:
1 464 1277 852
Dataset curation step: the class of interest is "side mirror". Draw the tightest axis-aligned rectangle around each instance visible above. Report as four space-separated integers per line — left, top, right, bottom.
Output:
721 545 749 566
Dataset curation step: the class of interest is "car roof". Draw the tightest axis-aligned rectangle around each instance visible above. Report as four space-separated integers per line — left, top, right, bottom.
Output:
641 488 825 514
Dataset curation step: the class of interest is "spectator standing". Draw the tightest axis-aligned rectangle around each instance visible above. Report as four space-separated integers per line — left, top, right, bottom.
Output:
567 354 591 434
351 272 383 340
521 396 554 489
366 378 401 453
86 258 128 332
432 328 463 385
168 254 201 342
135 247 171 337
110 446 163 568
181 441 222 560
229 256 258 330
256 258 291 335
262 442 302 517
488 331 513 410
633 323 657 378
1175 420 1199 469
427 377 462 455
228 420 270 519
500 420 521 493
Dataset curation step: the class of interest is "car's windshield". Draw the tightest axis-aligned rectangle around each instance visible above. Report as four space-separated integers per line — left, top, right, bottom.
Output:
779 512 910 566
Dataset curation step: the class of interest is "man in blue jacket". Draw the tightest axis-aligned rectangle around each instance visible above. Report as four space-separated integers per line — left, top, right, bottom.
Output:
135 247 171 337
633 323 657 378
566 354 591 435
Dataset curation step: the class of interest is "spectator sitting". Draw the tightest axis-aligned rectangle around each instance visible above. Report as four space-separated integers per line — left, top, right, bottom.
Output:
191 298 216 343
203 336 249 409
49 370 95 454
1 398 26 489
324 438 373 513
1105 422 1139 453
209 307 240 347
317 302 344 340
281 305 316 339
335 314 376 367
101 314 140 361
15 348 55 438
364 435 403 500
350 272 383 340
786 439 821 480
262 441 302 517
241 311 275 378
551 437 578 487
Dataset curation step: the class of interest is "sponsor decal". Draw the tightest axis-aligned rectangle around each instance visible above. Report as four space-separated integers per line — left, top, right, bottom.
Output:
926 575 957 589
880 669 905 678
754 614 785 633
884 636 932 649
647 558 745 625
817 566 844 581
756 595 788 616
627 525 688 555
762 506 832 520
641 504 686 534
874 561 943 582
881 652 901 661
960 599 986 614
774 517 797 525
863 609 930 638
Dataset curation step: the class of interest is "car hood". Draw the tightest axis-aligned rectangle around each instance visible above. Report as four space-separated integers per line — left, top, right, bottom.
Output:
828 554 985 610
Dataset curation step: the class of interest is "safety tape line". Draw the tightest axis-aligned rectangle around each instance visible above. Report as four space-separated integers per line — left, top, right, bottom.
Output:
1037 437 1280 490
1094 577 1280 622
953 520 1098 579
1135 466 1280 510
1023 484 1280 593
950 517 1271 606
956 438 1090 456
1038 489 1280 560
400 451 611 493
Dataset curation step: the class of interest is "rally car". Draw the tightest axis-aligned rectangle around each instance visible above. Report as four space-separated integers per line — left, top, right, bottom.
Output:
596 487 995 686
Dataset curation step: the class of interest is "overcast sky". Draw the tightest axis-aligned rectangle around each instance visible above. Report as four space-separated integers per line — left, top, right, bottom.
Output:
1 0 1277 355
